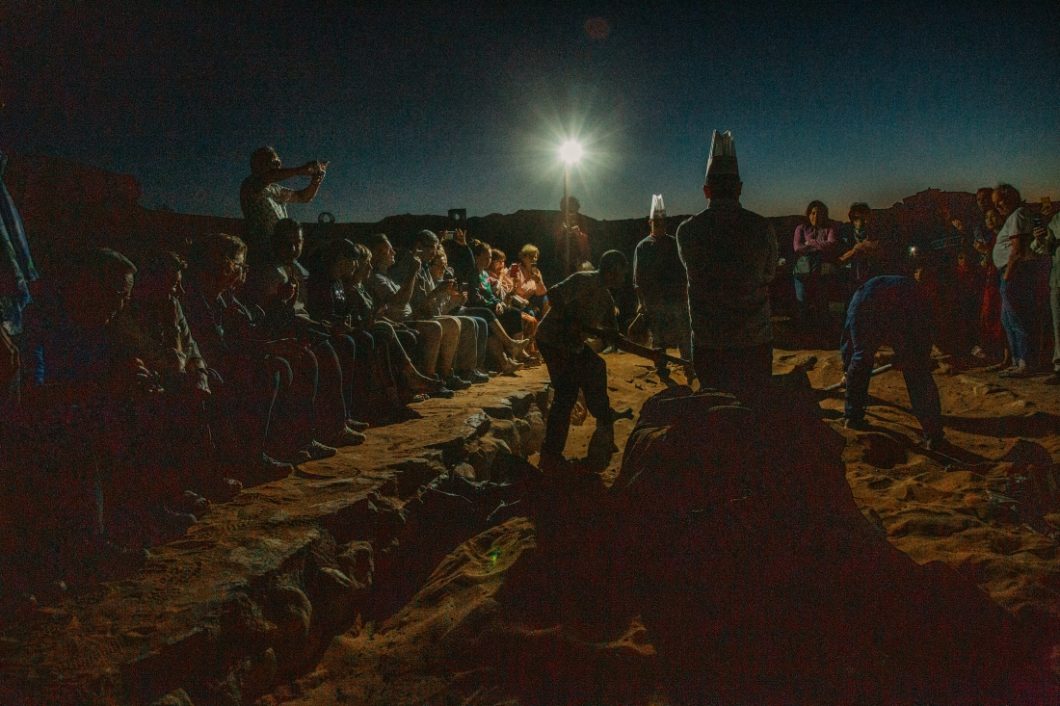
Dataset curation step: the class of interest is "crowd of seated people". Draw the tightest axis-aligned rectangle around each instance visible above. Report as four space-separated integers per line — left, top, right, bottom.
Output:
0 224 554 593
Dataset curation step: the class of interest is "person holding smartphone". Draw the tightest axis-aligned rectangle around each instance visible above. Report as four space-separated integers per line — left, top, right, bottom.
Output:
239 146 328 265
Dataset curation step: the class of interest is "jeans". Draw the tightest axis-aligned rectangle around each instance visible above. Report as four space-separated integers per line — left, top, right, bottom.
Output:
842 288 941 439
999 273 1033 365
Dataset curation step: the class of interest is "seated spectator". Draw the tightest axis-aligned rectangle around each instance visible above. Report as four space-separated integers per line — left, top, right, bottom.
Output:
508 244 548 354
509 243 549 317
365 233 455 397
441 227 476 289
182 233 331 475
489 247 543 353
247 219 367 443
109 250 239 507
11 248 150 577
467 239 531 369
791 200 839 329
388 230 473 390
425 247 490 383
340 240 448 403
307 238 434 419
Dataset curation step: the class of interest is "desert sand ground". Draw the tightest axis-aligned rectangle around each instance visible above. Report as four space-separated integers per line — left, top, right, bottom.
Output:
258 343 1060 706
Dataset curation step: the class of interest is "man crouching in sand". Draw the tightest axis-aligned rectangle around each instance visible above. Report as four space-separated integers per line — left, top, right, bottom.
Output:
536 250 632 474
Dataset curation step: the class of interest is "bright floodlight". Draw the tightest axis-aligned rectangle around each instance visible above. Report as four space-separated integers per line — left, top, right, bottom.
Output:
559 139 584 165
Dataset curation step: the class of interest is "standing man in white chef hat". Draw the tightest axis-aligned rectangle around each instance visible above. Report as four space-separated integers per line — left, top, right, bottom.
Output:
676 130 778 398
632 194 694 380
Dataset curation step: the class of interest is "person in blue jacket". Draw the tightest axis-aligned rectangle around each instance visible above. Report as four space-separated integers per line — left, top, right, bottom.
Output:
841 275 945 449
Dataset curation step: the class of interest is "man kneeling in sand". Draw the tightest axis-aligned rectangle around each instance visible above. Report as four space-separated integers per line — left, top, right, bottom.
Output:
841 275 945 450
536 250 633 474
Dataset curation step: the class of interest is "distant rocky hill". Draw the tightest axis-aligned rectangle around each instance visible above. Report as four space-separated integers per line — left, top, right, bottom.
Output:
5 153 1047 283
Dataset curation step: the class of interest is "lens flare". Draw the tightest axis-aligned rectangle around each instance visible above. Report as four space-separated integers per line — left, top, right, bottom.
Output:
559 139 584 165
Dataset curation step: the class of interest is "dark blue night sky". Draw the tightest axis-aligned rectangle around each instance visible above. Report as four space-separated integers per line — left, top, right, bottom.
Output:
3 1 1058 221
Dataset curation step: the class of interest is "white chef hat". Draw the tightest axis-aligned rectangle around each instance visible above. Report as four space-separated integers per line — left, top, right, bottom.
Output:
649 193 666 220
704 129 739 182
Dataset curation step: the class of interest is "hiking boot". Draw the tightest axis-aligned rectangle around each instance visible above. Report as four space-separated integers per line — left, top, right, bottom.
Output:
843 417 870 431
327 426 367 448
444 374 472 390
429 386 456 399
297 440 338 462
346 419 370 432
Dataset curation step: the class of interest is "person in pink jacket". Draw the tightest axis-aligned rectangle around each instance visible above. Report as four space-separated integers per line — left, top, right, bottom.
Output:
791 200 839 329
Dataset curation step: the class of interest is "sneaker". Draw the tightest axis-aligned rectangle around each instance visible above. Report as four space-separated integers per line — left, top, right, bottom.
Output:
1044 372 1060 385
248 453 295 482
999 364 1030 378
298 440 338 462
346 419 370 432
843 417 870 431
444 374 472 390
327 426 367 448
462 370 490 384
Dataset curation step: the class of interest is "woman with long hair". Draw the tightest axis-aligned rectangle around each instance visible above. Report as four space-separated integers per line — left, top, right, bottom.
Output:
792 200 839 329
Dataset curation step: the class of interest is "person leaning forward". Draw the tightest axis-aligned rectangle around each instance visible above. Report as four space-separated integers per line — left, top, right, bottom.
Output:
676 130 777 400
536 250 630 474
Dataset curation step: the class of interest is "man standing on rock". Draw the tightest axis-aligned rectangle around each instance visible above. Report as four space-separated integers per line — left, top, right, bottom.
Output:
676 130 777 398
536 250 632 474
239 146 327 264
633 194 693 380
841 275 944 449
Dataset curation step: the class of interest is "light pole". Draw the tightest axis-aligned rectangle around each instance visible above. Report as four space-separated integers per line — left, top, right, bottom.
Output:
558 139 583 274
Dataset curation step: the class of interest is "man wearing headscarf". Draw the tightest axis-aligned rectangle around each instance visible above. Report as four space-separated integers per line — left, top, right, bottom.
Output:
676 130 777 398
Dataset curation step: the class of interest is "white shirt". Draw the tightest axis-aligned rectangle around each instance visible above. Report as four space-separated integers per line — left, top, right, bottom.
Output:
993 206 1034 270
